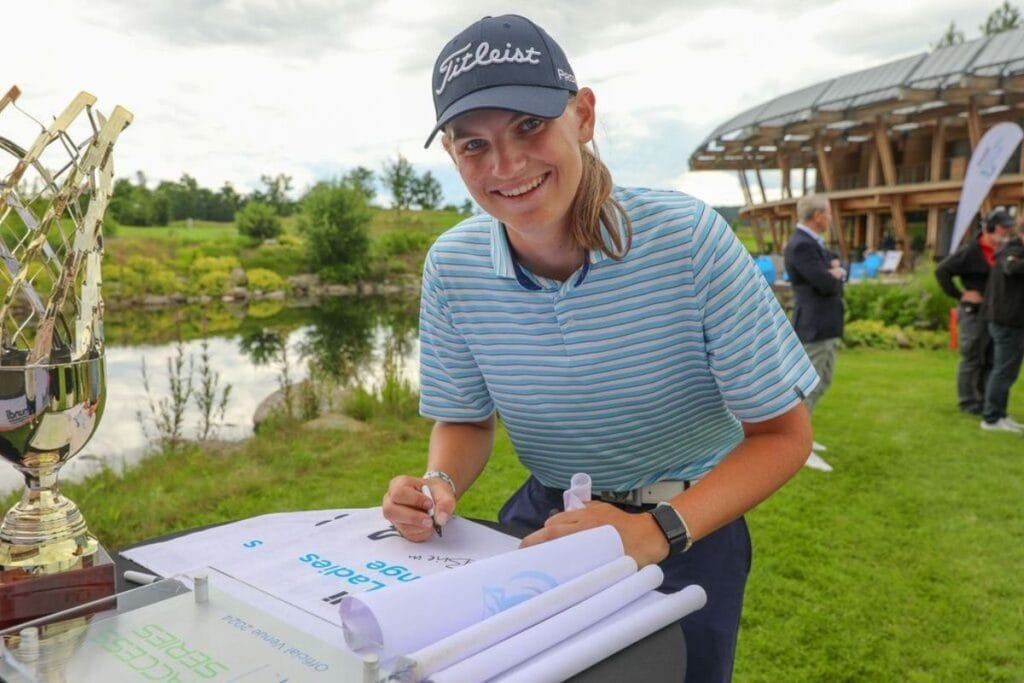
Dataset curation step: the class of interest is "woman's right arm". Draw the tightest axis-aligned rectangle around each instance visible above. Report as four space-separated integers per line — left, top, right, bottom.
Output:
381 415 496 541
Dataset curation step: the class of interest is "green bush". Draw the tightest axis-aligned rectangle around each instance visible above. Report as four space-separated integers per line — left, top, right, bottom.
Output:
236 201 282 241
194 270 231 295
844 268 949 331
298 183 372 283
843 319 948 350
344 388 376 421
246 268 285 292
108 258 180 296
190 256 241 275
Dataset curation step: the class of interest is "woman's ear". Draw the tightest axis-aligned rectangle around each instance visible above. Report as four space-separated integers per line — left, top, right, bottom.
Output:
574 87 596 144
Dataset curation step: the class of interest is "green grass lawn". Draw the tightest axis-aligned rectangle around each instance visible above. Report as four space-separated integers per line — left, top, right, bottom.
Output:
3 347 1022 680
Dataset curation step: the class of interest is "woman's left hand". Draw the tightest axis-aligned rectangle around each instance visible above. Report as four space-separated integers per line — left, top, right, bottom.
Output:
519 501 669 568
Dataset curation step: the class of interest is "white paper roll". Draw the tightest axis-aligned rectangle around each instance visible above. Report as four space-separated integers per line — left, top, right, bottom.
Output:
492 585 708 683
427 564 666 683
394 556 637 681
563 472 592 511
339 525 625 661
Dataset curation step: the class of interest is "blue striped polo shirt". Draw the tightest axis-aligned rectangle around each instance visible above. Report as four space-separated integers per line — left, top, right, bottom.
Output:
418 186 819 490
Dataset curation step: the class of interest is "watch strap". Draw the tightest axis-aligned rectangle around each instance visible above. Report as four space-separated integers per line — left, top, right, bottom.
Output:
649 502 693 555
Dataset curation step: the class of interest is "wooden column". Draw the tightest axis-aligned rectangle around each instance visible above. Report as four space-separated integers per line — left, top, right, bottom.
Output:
750 217 766 254
830 200 849 263
778 152 791 199
874 117 908 264
866 212 879 251
737 169 753 206
927 207 940 256
867 145 880 188
874 117 898 187
967 98 982 150
930 117 946 183
815 138 835 192
802 166 808 194
754 166 768 203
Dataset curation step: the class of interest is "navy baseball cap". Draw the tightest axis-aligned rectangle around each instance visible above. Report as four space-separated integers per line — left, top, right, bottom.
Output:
425 15 578 148
986 209 1015 230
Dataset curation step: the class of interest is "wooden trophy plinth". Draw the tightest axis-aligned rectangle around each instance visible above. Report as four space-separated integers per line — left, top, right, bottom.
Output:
0 546 117 630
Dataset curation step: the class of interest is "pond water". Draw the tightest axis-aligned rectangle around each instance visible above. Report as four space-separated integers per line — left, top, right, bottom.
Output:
0 296 420 496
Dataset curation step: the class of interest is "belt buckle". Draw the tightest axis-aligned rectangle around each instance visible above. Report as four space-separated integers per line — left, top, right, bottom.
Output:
600 488 642 507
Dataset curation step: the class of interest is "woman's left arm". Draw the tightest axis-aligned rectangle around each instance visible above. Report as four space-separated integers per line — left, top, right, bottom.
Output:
521 402 812 567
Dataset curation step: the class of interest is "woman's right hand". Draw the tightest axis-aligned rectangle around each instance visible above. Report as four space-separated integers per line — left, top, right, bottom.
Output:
382 474 456 542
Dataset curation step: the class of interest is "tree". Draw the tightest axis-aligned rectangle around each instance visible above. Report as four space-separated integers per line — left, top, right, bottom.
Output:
411 170 443 210
342 166 377 201
108 176 168 226
256 173 295 216
298 182 372 282
932 21 965 49
982 1 1022 34
459 199 475 214
381 155 417 212
235 201 282 241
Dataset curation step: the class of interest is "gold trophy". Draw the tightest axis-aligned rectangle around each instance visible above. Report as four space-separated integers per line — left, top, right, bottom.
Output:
0 86 131 627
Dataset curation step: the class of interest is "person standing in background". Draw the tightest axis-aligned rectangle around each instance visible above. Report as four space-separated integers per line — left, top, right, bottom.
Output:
935 209 1013 416
783 195 845 467
980 217 1024 433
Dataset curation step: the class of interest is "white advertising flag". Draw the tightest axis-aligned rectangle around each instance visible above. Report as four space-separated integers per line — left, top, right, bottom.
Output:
950 122 1024 252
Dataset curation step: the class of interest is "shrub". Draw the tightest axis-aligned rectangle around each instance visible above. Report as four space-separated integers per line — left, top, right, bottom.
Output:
109 258 180 296
190 256 241 275
236 201 282 241
843 319 949 350
844 267 949 331
298 183 372 282
246 268 285 292
195 270 231 295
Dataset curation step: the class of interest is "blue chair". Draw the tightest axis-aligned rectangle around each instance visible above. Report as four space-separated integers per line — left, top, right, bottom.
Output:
864 253 883 278
849 261 867 282
755 255 776 285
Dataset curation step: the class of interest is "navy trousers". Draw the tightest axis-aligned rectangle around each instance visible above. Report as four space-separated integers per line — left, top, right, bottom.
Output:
499 477 751 683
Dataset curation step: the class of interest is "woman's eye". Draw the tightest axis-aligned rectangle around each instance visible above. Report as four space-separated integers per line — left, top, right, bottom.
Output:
520 117 542 132
462 139 485 153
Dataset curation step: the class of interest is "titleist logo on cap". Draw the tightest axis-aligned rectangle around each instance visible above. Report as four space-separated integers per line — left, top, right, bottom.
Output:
435 41 543 95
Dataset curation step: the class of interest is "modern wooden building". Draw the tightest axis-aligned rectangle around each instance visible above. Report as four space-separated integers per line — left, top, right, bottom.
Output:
689 29 1024 265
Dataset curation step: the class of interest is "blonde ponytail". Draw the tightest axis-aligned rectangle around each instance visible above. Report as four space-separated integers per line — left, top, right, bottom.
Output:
569 143 632 259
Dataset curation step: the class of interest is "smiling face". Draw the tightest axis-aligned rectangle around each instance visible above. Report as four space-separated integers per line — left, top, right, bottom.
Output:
442 88 595 244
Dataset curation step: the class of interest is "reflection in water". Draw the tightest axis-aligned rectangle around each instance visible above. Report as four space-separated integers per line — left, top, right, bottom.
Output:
0 298 420 496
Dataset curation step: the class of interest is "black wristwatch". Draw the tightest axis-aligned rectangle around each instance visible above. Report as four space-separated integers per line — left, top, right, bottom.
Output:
649 502 693 555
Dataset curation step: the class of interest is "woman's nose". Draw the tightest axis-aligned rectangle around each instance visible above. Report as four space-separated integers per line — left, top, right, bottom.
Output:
491 141 526 179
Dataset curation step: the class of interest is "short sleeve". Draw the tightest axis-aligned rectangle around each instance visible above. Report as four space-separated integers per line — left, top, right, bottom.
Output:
692 205 819 422
418 251 495 421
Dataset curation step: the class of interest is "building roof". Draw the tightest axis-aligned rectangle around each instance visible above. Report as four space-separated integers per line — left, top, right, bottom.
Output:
691 29 1024 170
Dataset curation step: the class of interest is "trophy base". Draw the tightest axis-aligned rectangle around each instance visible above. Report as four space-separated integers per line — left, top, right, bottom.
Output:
0 546 116 629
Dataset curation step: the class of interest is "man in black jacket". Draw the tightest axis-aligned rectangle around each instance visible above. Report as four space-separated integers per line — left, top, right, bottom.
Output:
981 218 1024 432
935 209 1014 415
784 195 845 418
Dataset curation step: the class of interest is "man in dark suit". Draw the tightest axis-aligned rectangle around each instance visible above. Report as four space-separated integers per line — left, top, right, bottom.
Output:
784 194 845 430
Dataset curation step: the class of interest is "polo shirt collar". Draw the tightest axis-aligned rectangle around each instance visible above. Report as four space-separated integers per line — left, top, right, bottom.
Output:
490 212 628 280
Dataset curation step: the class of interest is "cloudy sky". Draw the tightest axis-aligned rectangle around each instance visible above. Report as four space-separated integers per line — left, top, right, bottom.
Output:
4 1 996 208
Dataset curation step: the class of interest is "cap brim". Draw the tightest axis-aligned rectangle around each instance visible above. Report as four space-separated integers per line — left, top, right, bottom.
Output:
424 85 571 148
